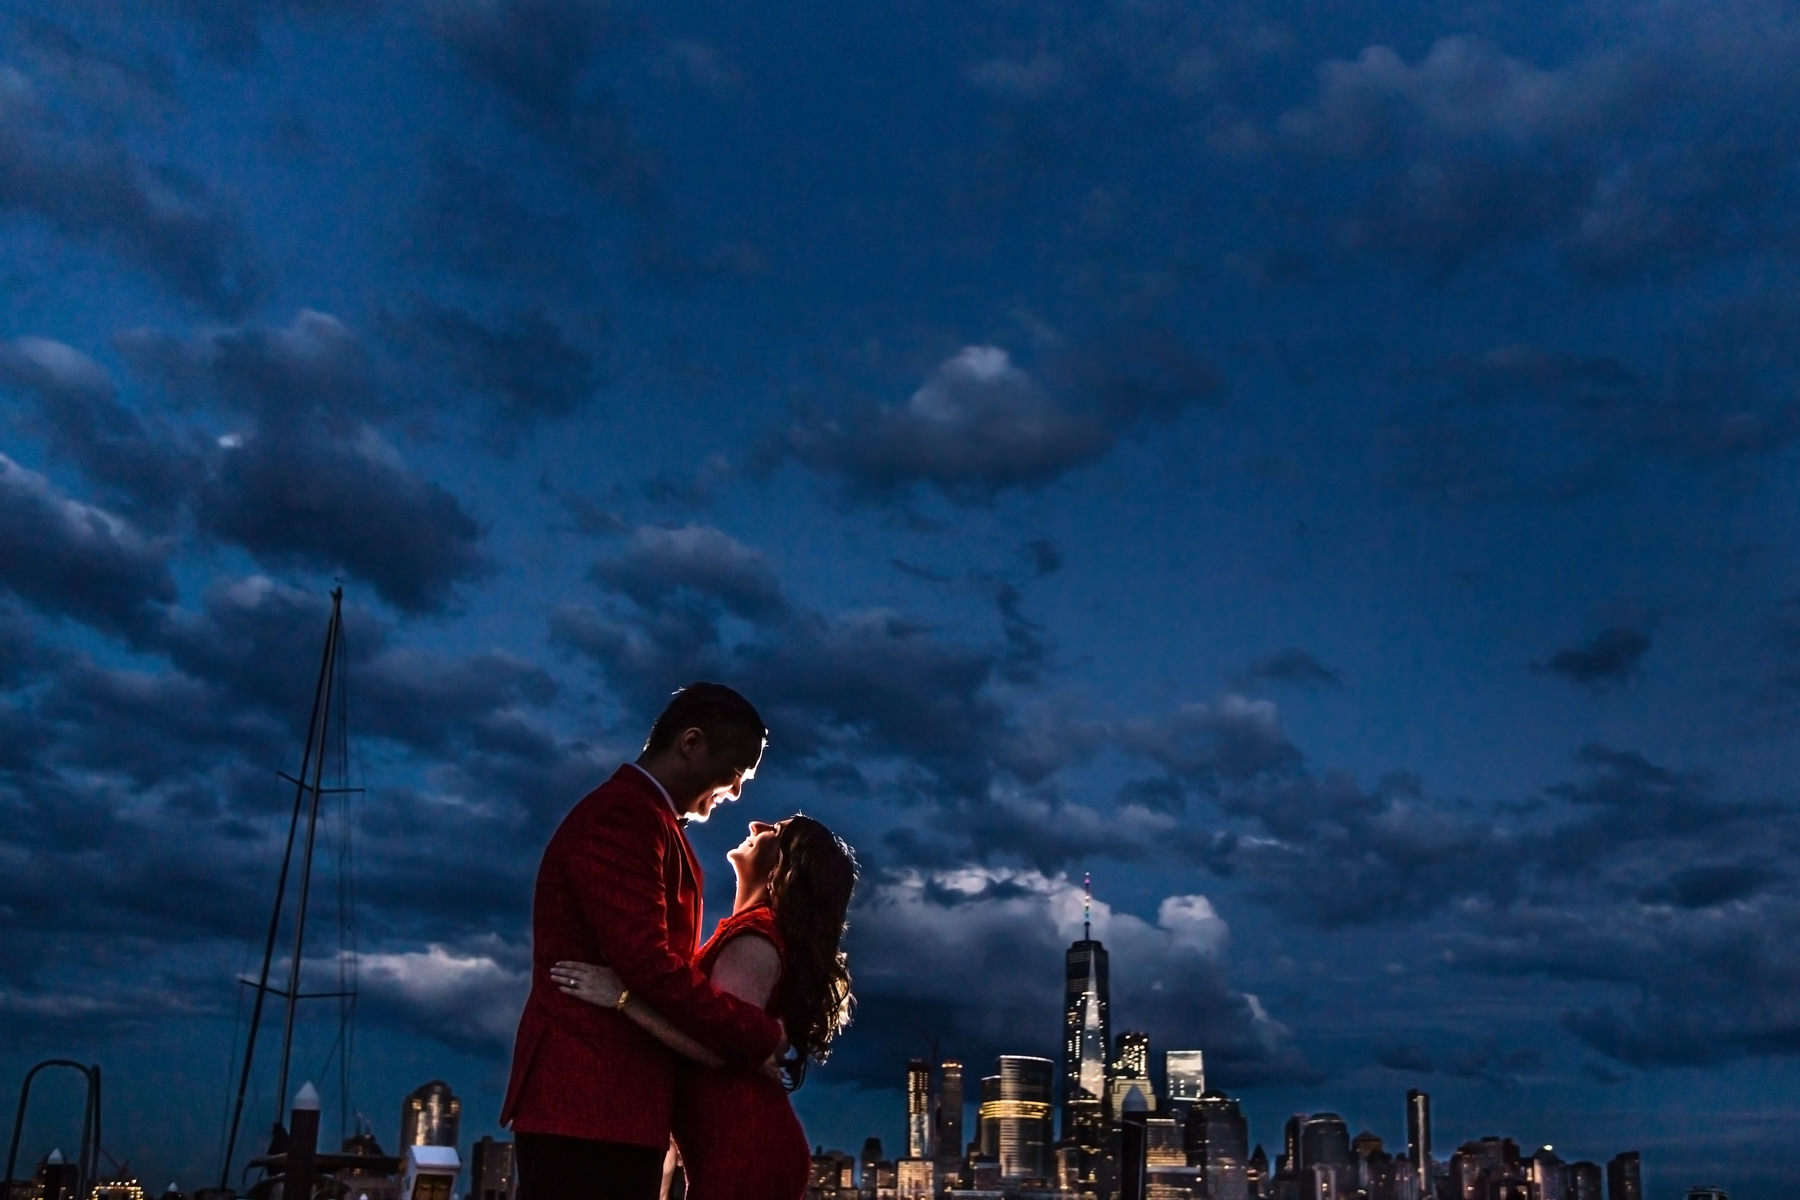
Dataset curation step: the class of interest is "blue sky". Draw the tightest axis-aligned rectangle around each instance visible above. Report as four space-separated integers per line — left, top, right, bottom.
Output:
2 0 1798 1194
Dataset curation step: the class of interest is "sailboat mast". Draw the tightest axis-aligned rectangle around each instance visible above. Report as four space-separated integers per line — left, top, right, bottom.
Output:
274 589 343 1124
217 587 344 1191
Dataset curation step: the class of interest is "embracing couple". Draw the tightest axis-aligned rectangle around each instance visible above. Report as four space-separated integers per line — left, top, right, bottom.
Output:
501 683 859 1200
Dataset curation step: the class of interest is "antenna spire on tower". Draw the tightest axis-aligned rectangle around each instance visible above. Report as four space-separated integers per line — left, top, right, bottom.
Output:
1083 871 1092 941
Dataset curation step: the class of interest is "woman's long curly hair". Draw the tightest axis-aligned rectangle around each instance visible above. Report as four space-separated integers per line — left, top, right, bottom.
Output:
766 814 858 1090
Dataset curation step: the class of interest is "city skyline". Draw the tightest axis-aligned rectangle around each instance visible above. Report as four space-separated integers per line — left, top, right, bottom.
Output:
817 920 1685 1200
2 0 1798 1195
4 883 1731 1199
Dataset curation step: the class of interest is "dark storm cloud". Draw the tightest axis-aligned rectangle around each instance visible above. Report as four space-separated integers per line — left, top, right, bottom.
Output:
952 0 1297 191
0 564 591 1050
1280 12 1800 281
0 765 291 951
1463 345 1800 464
1441 745 1800 1070
1023 538 1063 577
115 312 491 610
196 428 488 613
0 983 176 1043
554 521 1067 803
1539 744 1755 864
356 647 560 754
356 939 529 1055
154 574 382 725
1443 1039 1543 1090
381 302 608 441
1374 1041 1435 1073
1118 696 1301 789
14 18 178 119
1278 36 1631 273
638 454 736 510
0 453 175 638
905 784 1181 873
424 0 659 203
591 524 789 621
556 595 1020 801
0 59 257 312
1472 890 1800 1069
877 555 1056 685
408 148 597 288
1536 626 1652 688
1388 341 1800 505
558 521 1778 943
119 309 381 428
1239 648 1344 690
784 332 1223 502
785 345 1091 500
126 0 369 64
1637 863 1778 910
833 868 1314 1092
39 657 290 785
154 575 560 762
0 335 199 520
557 524 1448 883
0 722 503 1032
1205 770 1518 928
0 598 51 687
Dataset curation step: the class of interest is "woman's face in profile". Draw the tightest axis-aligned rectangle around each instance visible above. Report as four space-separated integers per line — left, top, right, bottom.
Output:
727 818 787 886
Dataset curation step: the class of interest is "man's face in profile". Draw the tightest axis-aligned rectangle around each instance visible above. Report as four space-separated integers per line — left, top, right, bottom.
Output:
686 736 763 823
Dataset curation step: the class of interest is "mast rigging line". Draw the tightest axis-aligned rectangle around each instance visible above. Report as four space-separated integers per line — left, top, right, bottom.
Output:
218 587 360 1191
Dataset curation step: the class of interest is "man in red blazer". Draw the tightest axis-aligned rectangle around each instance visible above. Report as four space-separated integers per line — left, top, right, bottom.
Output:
502 683 787 1199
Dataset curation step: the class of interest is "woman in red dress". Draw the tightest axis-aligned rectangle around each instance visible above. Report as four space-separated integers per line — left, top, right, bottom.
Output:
552 815 858 1200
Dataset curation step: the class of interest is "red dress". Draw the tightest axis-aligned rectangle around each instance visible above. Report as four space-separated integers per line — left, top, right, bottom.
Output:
671 905 812 1200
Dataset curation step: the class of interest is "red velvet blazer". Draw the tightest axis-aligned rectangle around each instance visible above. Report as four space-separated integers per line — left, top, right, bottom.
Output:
500 765 784 1147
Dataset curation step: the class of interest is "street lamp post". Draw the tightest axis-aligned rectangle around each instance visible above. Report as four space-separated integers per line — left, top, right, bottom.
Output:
3 1060 103 1199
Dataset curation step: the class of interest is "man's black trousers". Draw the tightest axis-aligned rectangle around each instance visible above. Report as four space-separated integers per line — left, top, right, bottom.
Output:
515 1131 665 1200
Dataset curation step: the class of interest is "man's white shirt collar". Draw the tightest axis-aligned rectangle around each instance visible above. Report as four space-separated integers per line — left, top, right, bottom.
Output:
627 761 680 818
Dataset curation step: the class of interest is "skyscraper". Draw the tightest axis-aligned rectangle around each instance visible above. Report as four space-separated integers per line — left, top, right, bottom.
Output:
1530 1147 1567 1200
1063 875 1112 1146
1406 1090 1432 1200
936 1060 965 1185
1119 1087 1151 1200
1300 1114 1351 1170
1109 1031 1153 1114
1187 1092 1251 1200
1606 1152 1642 1200
1249 1144 1271 1200
1058 874 1101 1115
469 1137 515 1200
1569 1162 1603 1200
1300 1114 1353 1200
907 1059 932 1159
1353 1133 1406 1200
1165 1050 1206 1107
400 1081 460 1151
860 1137 886 1188
978 1075 1002 1160
979 1055 1055 1181
895 1158 935 1200
1115 1031 1150 1078
1451 1138 1522 1200
1146 1117 1186 1167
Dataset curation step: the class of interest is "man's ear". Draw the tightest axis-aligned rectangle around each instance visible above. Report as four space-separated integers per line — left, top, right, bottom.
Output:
676 726 709 761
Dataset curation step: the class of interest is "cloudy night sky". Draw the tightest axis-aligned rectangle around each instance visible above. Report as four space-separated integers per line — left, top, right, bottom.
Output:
2 0 1798 1194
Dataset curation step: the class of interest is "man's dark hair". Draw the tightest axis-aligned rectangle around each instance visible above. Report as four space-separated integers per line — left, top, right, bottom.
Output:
643 682 767 764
